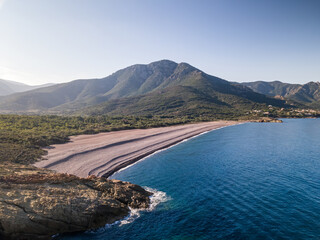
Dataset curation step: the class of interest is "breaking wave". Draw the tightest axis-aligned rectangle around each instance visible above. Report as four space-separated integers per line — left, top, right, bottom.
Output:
86 187 171 234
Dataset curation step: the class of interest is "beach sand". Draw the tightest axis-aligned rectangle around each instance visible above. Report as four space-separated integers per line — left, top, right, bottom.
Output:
34 121 239 178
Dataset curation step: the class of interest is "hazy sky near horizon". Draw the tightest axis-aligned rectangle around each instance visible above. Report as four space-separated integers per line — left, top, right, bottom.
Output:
0 0 319 85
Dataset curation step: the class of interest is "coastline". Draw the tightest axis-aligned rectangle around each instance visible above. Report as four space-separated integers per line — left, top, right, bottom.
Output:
110 122 246 178
0 163 152 240
34 121 241 178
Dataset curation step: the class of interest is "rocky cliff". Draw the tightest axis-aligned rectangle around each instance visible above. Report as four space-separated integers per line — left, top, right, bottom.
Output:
0 163 151 239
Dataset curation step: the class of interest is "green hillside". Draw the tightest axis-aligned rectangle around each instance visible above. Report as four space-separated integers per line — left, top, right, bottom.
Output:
242 81 320 108
80 73 288 117
289 82 320 103
0 60 289 115
242 81 301 97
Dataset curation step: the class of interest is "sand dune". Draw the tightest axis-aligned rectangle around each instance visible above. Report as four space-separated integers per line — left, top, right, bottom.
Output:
34 121 238 178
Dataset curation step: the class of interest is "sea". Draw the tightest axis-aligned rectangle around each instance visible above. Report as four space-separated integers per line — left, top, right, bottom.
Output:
60 118 320 240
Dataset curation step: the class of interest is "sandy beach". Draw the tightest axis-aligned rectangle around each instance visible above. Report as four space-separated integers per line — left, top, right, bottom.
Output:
34 121 239 178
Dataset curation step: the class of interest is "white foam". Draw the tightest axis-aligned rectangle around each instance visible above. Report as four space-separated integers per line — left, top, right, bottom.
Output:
88 123 246 233
86 187 171 233
118 187 171 226
145 187 172 212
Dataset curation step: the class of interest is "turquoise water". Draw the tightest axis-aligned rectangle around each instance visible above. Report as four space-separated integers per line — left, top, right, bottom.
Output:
61 119 320 240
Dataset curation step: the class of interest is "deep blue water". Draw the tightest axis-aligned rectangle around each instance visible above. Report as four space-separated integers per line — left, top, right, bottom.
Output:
61 119 320 240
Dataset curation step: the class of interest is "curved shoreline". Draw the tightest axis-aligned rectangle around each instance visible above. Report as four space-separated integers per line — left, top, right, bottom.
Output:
34 121 241 178
109 123 243 178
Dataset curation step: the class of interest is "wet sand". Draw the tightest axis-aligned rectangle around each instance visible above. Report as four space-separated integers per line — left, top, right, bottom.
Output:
34 121 239 178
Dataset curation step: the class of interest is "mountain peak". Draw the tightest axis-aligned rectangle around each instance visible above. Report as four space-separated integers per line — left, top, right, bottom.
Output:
150 59 177 65
0 60 288 113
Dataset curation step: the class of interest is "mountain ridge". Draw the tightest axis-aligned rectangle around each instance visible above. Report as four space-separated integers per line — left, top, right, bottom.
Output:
0 60 290 115
0 79 55 96
242 81 320 107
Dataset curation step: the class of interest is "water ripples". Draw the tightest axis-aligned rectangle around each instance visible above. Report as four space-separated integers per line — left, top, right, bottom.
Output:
61 119 320 239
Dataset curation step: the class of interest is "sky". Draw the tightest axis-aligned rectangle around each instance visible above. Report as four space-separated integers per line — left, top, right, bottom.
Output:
0 0 319 85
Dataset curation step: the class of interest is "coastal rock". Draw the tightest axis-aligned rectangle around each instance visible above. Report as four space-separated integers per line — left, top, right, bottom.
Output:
252 117 283 123
0 163 151 240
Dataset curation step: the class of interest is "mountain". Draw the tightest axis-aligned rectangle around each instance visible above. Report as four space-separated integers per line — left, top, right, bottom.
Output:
241 81 301 98
0 60 288 115
242 81 320 107
0 79 55 96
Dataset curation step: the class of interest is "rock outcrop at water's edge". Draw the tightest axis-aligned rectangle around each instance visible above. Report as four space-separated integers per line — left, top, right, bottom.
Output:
251 117 283 123
0 162 151 240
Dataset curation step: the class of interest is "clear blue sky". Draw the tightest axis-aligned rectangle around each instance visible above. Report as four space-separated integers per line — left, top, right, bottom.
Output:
0 0 319 85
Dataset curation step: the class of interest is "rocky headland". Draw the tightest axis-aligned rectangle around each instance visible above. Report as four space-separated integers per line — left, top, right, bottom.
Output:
0 121 238 239
0 162 151 240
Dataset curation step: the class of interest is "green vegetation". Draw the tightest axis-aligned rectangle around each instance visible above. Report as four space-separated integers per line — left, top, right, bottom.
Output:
78 83 288 116
0 114 224 165
1 61 319 167
242 81 301 97
246 106 320 119
242 81 320 109
0 60 289 114
1 108 318 166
